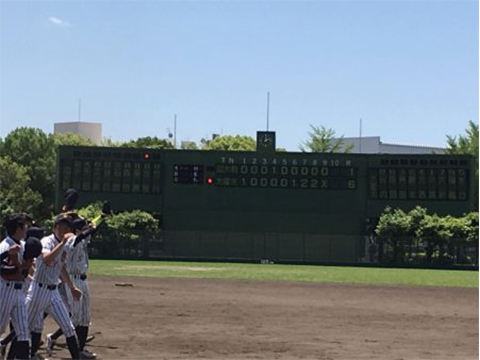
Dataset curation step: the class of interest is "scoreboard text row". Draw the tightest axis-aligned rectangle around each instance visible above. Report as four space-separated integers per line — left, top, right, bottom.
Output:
215 164 356 177
215 177 356 189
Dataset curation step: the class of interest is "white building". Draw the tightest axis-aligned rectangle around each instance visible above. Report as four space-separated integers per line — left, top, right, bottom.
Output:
336 136 445 154
54 121 102 145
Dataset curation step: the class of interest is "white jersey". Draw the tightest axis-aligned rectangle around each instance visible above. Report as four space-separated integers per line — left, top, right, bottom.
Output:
0 236 24 263
33 234 72 285
0 236 30 342
65 235 91 327
27 235 76 339
66 235 89 275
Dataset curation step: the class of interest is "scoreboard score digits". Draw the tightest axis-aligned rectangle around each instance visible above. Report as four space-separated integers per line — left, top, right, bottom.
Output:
214 163 356 189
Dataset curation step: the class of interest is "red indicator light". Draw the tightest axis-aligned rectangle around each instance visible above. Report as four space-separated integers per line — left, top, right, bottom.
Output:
206 177 214 185
143 153 151 160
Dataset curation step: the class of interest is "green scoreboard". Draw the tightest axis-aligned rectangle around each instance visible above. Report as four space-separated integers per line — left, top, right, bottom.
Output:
56 138 476 264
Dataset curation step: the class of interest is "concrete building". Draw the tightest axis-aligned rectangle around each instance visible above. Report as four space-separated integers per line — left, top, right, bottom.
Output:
54 121 102 145
336 136 445 154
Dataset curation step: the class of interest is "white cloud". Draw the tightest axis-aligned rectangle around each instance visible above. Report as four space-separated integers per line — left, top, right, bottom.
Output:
49 17 71 27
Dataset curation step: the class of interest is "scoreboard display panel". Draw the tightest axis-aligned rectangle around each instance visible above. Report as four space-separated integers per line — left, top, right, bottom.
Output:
56 145 476 264
56 147 164 212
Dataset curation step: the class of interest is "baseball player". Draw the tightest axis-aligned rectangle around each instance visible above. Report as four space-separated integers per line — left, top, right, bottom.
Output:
46 218 97 359
0 219 45 360
26 214 82 359
1 236 43 360
0 213 33 360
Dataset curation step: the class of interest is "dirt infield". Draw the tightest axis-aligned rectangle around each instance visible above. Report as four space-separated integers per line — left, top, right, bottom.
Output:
42 276 478 360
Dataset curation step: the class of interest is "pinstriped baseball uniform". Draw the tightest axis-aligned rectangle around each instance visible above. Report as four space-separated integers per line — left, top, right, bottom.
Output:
26 234 76 338
65 235 91 327
0 237 30 342
58 281 70 312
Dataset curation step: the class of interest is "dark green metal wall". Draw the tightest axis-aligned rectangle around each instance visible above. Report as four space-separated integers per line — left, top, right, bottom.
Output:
56 146 476 263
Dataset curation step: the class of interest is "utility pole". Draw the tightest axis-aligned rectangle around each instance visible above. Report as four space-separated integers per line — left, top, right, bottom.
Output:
266 92 270 131
359 118 363 153
174 114 177 149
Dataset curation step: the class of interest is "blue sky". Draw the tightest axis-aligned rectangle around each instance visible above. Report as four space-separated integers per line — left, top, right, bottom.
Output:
0 0 478 151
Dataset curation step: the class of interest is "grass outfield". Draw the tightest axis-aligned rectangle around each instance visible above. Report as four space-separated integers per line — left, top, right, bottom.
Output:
89 260 479 288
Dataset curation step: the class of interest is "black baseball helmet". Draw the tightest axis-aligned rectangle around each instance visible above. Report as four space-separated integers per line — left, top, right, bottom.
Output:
72 218 89 232
23 237 42 260
27 226 45 240
64 188 79 211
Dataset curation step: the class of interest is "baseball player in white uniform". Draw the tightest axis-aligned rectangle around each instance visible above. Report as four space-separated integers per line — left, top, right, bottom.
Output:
26 214 82 359
46 217 97 359
0 218 44 360
67 218 96 359
0 214 31 360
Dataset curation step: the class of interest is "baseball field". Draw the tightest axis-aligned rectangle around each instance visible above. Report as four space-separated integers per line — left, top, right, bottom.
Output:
42 260 478 359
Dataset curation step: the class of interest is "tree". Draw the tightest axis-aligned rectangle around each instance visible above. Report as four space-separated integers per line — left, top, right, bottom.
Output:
416 214 453 264
405 206 427 259
375 207 411 263
460 212 479 265
102 137 124 147
446 121 479 209
1 128 56 220
1 128 96 222
299 125 354 153
446 121 479 161
52 133 94 147
181 141 198 150
121 136 174 149
0 156 42 223
77 202 160 258
201 135 256 151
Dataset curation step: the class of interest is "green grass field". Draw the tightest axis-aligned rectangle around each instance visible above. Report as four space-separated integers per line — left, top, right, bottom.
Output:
89 260 479 288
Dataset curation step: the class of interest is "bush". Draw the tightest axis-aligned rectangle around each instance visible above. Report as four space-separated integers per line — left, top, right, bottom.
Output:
77 202 160 258
374 206 478 266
